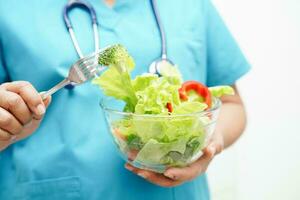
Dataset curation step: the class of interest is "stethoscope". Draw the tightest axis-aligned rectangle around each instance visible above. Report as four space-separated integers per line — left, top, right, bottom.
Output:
63 0 174 76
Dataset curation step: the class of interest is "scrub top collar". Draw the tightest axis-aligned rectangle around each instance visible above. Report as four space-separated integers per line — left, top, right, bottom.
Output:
92 0 136 29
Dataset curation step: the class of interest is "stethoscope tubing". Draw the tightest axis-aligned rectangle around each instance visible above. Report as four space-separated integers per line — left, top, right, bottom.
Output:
150 0 167 60
63 0 99 58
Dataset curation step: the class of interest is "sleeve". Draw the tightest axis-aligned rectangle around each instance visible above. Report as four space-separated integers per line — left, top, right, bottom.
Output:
0 40 9 84
204 0 251 86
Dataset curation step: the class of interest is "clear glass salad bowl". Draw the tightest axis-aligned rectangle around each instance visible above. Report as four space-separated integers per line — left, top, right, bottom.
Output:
100 97 221 173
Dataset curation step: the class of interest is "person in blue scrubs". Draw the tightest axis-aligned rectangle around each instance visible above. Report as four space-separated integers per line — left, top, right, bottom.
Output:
0 0 250 199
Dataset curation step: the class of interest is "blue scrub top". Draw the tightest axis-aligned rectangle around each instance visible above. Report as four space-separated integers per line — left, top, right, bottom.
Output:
0 0 250 199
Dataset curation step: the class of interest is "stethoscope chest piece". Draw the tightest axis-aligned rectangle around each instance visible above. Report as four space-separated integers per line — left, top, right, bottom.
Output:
149 58 174 76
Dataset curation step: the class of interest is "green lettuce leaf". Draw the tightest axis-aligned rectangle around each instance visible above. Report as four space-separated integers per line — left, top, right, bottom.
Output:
209 86 235 98
129 113 207 144
160 136 206 166
134 137 188 165
132 73 158 92
134 78 181 114
173 101 208 114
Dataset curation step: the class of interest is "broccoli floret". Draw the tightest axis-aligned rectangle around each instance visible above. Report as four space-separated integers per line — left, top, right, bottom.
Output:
98 44 134 69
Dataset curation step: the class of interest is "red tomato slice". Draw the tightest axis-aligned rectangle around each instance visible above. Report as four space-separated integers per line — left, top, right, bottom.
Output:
166 102 173 113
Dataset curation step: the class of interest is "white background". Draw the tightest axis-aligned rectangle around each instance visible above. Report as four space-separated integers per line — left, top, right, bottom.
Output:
207 0 300 200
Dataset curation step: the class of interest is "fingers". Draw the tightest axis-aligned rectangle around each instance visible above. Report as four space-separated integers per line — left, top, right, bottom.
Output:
164 146 217 181
125 163 182 187
0 129 12 141
0 107 23 137
2 81 46 119
0 90 32 125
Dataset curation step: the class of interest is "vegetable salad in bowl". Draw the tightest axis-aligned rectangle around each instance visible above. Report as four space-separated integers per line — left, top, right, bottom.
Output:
93 44 234 173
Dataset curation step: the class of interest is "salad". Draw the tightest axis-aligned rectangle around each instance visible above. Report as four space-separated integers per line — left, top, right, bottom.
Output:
93 44 234 172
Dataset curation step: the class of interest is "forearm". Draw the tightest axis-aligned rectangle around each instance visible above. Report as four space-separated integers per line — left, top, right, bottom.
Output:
214 86 247 149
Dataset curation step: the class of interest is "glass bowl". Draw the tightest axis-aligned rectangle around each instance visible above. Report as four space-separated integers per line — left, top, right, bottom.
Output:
100 97 221 173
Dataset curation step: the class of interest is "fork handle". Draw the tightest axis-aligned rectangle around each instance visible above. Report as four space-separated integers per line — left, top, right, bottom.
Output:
41 78 71 100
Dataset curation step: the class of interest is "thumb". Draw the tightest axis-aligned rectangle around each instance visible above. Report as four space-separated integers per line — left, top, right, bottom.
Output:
32 96 51 120
43 95 52 108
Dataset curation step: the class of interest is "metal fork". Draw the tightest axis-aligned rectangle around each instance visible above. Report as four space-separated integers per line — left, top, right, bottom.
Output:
41 53 104 100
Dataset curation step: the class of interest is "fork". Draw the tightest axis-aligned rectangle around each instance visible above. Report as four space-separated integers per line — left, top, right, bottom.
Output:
41 53 104 100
